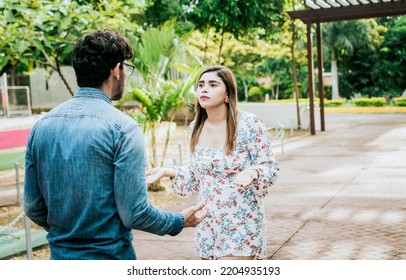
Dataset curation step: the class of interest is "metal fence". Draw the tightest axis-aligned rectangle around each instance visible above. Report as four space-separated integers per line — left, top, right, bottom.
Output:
0 65 187 113
29 66 77 109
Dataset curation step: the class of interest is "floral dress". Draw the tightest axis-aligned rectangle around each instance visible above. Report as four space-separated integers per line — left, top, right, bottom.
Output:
171 111 280 259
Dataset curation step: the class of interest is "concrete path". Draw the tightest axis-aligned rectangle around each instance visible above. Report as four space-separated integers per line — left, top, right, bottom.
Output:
132 113 406 260
1 113 405 260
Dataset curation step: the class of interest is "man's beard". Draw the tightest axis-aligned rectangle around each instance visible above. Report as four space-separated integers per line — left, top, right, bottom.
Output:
111 80 124 101
111 91 123 101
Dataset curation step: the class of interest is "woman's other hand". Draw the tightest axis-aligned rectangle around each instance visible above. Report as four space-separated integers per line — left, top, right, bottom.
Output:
233 169 259 187
146 167 176 184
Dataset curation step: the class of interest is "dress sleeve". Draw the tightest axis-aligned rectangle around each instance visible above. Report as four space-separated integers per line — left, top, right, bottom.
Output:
171 163 200 196
246 115 280 198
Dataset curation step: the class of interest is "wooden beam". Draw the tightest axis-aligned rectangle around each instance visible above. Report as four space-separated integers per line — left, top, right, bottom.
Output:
316 22 325 132
306 23 316 135
288 1 406 23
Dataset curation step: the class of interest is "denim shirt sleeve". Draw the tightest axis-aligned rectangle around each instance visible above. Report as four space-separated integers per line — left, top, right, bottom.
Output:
24 125 51 231
113 124 184 236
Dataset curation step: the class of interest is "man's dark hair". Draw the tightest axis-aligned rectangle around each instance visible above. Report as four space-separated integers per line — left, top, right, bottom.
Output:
72 29 134 87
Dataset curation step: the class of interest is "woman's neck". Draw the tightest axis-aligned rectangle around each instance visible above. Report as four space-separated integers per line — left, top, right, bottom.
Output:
205 107 227 125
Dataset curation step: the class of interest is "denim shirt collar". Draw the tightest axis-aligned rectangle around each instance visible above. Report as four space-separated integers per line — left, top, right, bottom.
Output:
73 87 112 104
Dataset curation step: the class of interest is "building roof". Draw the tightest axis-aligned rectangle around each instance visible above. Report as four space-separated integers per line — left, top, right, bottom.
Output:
288 0 406 23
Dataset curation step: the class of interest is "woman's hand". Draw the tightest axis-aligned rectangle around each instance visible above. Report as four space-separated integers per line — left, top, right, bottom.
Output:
233 169 259 187
146 167 176 184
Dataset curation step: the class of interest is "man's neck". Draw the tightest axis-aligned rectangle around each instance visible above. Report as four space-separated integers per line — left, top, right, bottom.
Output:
98 79 113 99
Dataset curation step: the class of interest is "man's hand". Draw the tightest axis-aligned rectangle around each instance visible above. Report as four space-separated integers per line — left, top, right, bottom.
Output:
181 201 208 227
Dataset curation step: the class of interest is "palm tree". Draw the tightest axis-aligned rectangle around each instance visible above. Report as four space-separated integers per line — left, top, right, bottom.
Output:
120 22 202 191
323 20 372 100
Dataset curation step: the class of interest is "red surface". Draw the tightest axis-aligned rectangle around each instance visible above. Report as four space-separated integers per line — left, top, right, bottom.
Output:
0 129 31 149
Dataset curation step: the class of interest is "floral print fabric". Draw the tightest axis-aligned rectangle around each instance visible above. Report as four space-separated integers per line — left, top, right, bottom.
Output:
171 111 279 259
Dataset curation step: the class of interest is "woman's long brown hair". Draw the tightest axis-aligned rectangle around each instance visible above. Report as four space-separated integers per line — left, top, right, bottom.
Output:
190 65 238 155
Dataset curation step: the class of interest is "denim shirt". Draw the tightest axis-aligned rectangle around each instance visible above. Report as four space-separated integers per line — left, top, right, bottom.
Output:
24 88 184 260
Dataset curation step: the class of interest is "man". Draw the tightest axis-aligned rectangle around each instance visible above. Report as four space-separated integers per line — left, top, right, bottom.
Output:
24 29 207 260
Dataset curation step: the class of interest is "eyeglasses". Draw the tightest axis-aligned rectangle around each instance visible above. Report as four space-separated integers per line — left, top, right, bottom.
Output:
123 62 135 76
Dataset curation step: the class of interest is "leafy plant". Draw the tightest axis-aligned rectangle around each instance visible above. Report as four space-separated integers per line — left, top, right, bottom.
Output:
120 22 202 191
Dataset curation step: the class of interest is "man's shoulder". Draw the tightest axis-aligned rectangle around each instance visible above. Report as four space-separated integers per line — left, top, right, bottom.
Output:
107 106 141 132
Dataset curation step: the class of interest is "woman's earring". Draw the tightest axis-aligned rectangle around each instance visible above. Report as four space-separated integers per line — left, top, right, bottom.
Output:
225 97 229 103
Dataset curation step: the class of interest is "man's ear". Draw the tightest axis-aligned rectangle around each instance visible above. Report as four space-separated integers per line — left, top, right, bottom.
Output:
112 62 121 81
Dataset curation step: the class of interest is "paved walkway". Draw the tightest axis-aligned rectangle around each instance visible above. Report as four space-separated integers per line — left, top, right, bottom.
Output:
132 113 406 260
1 113 405 260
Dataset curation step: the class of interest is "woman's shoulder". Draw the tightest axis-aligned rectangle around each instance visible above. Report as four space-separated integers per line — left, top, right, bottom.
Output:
239 111 265 126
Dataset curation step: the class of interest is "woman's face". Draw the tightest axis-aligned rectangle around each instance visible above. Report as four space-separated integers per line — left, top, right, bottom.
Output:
196 71 227 109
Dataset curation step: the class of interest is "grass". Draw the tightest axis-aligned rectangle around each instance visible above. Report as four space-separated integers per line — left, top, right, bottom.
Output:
0 148 26 171
324 106 406 114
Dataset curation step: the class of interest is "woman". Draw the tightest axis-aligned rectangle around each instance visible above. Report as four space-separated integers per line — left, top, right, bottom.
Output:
146 65 279 260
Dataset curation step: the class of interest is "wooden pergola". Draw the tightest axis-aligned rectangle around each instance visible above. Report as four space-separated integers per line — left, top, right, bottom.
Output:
288 0 406 135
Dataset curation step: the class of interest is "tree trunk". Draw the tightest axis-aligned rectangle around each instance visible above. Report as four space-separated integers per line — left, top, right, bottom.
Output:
150 123 157 168
242 79 248 101
217 29 225 64
288 0 302 129
276 82 279 100
291 22 301 130
147 122 165 192
37 51 75 96
160 119 175 168
270 74 275 99
331 59 339 100
10 67 17 106
56 68 74 96
204 28 210 63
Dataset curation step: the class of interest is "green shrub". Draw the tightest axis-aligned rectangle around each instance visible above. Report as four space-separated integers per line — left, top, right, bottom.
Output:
260 85 272 99
324 100 345 107
248 86 264 102
324 84 332 100
394 97 406 107
352 97 386 107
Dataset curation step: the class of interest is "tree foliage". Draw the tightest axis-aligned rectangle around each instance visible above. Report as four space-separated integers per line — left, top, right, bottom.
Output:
373 17 406 96
2 0 404 103
329 17 406 98
323 20 373 99
144 0 285 61
0 0 143 94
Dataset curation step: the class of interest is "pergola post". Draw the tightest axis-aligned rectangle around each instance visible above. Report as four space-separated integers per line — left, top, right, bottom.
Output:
288 0 406 136
316 22 325 132
306 22 316 135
